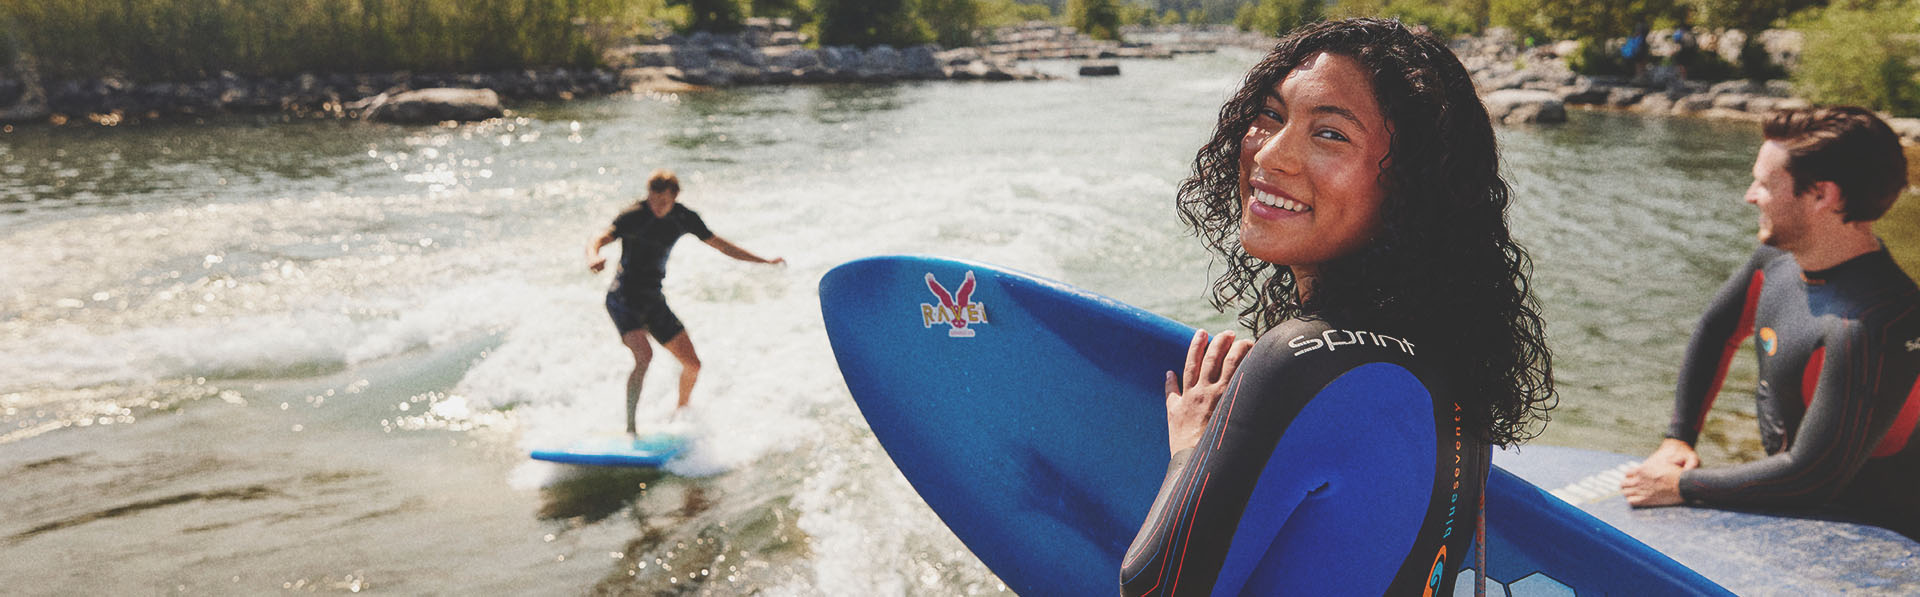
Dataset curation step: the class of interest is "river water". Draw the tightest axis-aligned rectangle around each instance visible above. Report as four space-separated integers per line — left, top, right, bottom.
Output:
0 49 1816 594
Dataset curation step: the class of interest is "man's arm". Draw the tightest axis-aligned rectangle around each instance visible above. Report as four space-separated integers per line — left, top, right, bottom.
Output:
1666 248 1774 444
1679 319 1914 507
703 236 784 265
586 227 616 272
1627 249 1775 506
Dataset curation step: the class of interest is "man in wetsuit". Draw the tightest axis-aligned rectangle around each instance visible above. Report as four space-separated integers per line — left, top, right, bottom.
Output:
1623 107 1919 539
586 169 784 433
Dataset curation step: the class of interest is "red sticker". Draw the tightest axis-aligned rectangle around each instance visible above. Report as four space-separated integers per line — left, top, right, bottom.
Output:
921 271 988 338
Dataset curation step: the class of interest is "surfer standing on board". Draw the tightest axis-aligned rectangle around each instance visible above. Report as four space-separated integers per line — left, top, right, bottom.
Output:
1120 19 1557 596
1622 107 1919 540
586 169 785 434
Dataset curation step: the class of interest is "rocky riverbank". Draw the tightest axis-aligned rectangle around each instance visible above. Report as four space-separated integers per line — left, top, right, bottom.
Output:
0 19 1236 126
1451 28 1920 143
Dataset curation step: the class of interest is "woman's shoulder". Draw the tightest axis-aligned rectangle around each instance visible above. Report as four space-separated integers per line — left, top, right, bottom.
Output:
1251 318 1422 366
1234 318 1436 410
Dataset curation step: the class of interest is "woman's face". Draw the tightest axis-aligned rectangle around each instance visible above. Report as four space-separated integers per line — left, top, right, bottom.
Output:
1237 52 1391 280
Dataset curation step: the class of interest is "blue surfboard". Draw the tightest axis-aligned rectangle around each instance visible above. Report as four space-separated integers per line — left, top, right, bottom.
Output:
820 255 1727 595
530 432 687 468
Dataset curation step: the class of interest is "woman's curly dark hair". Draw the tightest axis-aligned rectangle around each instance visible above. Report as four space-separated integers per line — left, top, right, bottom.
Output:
1179 18 1556 446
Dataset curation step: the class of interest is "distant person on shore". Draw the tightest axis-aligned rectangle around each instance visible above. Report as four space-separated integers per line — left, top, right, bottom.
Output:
586 169 784 433
1622 107 1919 540
1624 23 1651 82
1121 19 1557 595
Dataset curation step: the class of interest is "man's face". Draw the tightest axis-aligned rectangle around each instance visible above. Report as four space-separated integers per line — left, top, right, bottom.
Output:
1746 141 1815 249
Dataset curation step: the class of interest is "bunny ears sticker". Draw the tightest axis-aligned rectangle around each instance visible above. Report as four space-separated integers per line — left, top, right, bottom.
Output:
921 271 988 338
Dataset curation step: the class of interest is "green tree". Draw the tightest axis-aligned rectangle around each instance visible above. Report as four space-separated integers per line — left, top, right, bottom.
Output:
1682 0 1824 31
920 0 981 47
815 0 932 46
1491 0 1679 41
1234 0 1321 35
1068 0 1123 39
1329 0 1475 35
1791 0 1920 116
674 0 749 31
752 0 814 23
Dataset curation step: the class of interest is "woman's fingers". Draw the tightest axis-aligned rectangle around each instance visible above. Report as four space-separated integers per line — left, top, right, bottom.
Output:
1221 339 1254 379
1198 330 1236 385
1182 329 1208 391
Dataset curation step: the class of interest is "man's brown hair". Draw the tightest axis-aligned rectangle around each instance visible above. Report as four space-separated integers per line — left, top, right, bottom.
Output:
1762 106 1909 222
646 169 681 195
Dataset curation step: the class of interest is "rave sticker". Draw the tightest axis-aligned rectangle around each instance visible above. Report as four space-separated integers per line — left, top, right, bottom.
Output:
921 271 988 337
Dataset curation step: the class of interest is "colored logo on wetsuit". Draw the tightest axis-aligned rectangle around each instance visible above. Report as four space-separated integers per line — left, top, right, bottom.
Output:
1422 546 1447 597
921 271 988 338
1759 327 1778 356
1907 337 1920 352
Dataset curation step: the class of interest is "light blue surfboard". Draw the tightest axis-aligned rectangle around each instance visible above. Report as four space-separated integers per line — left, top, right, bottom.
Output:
820 255 1728 595
530 433 687 468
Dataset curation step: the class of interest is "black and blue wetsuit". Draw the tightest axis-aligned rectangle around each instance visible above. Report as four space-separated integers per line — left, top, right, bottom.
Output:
1121 319 1487 596
605 203 713 342
1667 244 1920 538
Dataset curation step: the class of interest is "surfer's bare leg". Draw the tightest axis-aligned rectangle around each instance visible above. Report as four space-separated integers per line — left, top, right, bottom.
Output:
661 331 701 410
622 329 654 434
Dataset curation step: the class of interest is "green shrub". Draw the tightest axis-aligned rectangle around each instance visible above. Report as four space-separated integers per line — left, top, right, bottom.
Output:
1791 1 1920 116
921 0 982 47
814 0 932 46
977 0 1053 28
1567 38 1631 76
1066 0 1121 39
1234 0 1322 35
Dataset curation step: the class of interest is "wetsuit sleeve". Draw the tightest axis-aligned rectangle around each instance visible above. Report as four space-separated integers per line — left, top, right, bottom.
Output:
1667 248 1773 443
1680 317 1920 506
1120 336 1315 596
679 207 714 241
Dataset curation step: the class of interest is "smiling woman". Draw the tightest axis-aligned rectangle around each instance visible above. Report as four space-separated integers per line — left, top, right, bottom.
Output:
1122 19 1557 596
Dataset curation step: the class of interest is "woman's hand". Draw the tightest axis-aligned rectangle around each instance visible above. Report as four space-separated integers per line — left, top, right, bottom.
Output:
587 255 607 273
1165 329 1254 456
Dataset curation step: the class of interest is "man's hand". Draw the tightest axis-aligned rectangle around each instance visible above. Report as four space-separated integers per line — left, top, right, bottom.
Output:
1165 329 1253 456
1644 437 1701 470
588 255 607 273
1622 462 1686 507
1623 438 1697 507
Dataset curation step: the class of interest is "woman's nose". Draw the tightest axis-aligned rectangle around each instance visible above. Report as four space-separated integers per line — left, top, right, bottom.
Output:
1250 125 1301 175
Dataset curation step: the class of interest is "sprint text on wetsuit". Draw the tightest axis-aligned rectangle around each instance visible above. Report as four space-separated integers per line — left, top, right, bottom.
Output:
1287 329 1416 357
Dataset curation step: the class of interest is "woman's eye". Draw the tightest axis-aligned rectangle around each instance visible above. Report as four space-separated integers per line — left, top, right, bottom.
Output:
1257 107 1283 122
1315 129 1350 142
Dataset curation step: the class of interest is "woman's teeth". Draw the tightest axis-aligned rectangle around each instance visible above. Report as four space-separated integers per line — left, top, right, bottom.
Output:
1252 189 1308 213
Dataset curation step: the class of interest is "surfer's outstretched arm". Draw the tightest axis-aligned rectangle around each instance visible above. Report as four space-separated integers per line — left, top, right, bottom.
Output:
703 235 785 265
586 227 617 272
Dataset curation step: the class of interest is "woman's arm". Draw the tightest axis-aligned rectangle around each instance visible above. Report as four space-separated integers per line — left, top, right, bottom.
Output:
703 235 785 265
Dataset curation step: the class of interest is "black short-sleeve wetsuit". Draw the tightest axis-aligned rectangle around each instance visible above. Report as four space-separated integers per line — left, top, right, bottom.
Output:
1666 244 1920 538
1121 319 1488 596
605 203 714 343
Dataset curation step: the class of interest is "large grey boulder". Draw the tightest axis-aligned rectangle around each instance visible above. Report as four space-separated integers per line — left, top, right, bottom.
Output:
901 45 942 79
1483 89 1567 124
860 45 905 79
363 88 504 123
1079 61 1121 76
1888 117 1920 145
